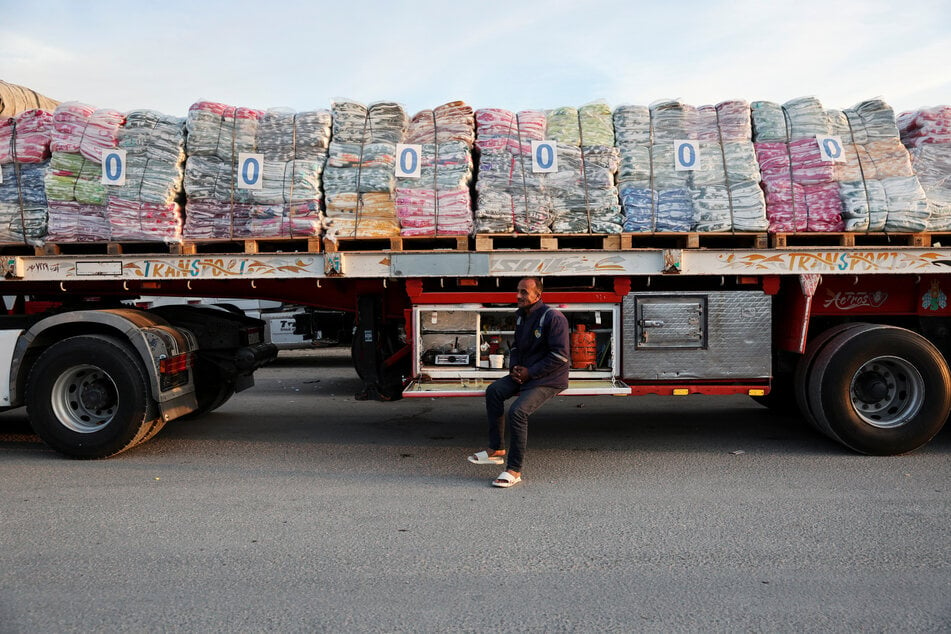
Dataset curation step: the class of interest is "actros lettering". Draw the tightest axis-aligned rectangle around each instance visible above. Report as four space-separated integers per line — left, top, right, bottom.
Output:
822 290 888 310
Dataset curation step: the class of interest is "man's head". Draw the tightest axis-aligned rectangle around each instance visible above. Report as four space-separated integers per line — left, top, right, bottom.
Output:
517 277 543 309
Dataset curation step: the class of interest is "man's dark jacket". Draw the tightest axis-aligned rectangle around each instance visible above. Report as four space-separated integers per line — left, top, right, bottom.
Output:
508 300 570 390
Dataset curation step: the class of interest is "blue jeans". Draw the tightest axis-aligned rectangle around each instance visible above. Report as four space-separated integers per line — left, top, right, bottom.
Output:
485 375 562 472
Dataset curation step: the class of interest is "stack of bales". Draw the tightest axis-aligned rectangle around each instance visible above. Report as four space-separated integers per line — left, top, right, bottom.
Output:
830 99 927 232
751 96 926 233
45 102 123 241
0 109 52 244
898 105 951 230
473 108 549 233
323 100 407 239
545 103 622 233
183 101 330 239
615 99 766 232
108 109 186 241
396 101 475 236
43 101 185 242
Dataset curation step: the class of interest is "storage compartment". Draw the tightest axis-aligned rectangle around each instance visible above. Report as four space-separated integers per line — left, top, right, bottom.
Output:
622 291 771 380
406 303 629 396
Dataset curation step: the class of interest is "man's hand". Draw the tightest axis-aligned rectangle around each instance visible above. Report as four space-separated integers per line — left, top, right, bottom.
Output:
510 365 530 384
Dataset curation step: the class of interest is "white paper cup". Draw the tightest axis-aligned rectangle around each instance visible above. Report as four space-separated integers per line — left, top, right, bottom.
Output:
489 354 504 369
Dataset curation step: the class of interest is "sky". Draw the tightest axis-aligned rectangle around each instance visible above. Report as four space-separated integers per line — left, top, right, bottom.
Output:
2 0 950 118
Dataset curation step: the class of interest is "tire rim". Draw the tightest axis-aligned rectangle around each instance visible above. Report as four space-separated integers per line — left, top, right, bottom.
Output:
50 364 119 433
849 355 925 429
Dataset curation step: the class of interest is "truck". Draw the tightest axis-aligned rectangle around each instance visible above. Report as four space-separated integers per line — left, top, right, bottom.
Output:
125 297 353 349
2 232 951 458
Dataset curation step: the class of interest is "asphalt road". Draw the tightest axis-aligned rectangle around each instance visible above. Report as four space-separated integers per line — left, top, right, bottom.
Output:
1 348 949 632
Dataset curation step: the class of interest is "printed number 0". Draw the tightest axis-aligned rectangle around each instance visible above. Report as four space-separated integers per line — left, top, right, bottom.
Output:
242 157 260 185
536 144 554 170
104 153 123 180
822 138 842 159
400 147 418 174
677 143 696 168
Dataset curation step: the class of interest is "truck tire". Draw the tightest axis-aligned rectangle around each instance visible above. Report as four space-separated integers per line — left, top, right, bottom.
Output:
805 325 951 455
26 334 161 459
794 323 871 436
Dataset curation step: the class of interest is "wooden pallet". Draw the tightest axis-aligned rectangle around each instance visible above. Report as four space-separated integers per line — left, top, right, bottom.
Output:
474 233 622 252
38 241 185 256
179 237 322 255
771 232 935 248
0 243 40 256
323 235 469 253
621 232 769 249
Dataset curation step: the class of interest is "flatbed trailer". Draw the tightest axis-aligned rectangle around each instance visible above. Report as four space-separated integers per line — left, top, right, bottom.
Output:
3 236 951 457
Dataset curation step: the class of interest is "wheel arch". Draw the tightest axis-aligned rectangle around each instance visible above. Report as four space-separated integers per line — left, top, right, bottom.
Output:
10 309 197 410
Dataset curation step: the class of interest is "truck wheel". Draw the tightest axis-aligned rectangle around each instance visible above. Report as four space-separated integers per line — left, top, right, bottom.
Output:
806 325 951 455
26 334 160 459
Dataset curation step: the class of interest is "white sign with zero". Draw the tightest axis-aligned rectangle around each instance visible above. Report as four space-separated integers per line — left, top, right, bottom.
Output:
237 153 264 190
674 140 699 171
101 149 127 185
816 135 846 163
531 140 558 173
395 144 422 178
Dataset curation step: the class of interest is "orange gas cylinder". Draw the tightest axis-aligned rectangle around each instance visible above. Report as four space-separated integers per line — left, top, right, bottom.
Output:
570 324 597 370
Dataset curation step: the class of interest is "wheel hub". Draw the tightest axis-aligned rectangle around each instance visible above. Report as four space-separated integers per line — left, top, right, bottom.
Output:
50 365 119 434
849 356 924 429
852 372 889 403
79 380 116 410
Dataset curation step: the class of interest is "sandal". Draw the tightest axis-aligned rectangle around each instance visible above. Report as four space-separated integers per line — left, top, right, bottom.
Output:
468 450 505 465
492 471 522 488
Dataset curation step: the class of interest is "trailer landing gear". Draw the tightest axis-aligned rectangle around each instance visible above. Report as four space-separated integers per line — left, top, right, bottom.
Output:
352 295 409 401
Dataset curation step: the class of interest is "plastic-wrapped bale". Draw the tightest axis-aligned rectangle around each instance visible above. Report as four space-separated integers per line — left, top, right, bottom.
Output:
50 102 124 163
45 151 110 241
474 108 550 233
183 102 329 239
107 110 185 241
752 96 844 232
323 100 407 239
0 109 53 164
45 151 108 205
0 161 49 244
899 106 951 230
257 108 332 161
185 101 261 161
396 101 474 236
545 103 622 233
830 99 927 232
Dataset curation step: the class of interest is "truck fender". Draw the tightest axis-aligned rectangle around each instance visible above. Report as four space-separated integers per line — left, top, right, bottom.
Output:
8 309 198 412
